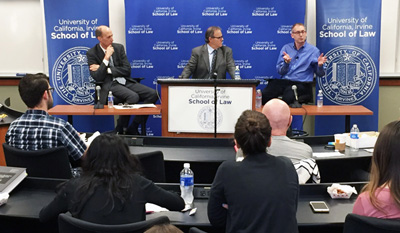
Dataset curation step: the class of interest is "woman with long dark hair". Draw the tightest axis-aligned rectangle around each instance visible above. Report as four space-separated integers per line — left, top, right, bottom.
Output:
40 134 184 224
353 120 400 218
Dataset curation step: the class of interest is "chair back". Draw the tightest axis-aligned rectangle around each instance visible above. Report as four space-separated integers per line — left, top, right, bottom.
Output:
343 213 400 233
189 227 208 233
58 214 170 233
136 151 166 183
3 143 72 179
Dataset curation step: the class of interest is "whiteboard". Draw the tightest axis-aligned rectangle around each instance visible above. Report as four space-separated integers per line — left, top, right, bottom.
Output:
0 0 44 76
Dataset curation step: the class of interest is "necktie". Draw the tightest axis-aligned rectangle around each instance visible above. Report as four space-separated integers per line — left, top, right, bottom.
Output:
109 56 126 85
210 49 217 79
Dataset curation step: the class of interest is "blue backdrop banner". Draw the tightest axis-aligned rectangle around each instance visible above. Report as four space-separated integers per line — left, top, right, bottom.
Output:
125 0 306 136
315 0 381 135
43 0 113 132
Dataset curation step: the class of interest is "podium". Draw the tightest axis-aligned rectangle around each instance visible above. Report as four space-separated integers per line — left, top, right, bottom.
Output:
157 79 260 138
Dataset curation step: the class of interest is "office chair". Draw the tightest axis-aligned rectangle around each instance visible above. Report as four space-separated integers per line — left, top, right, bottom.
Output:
3 143 72 179
189 227 208 233
343 213 400 233
58 214 169 233
136 151 166 183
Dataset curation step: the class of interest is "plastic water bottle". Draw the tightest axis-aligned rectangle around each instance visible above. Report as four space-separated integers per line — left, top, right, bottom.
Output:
107 91 114 108
180 163 194 209
317 90 323 107
255 89 262 109
350 124 360 151
234 66 241 80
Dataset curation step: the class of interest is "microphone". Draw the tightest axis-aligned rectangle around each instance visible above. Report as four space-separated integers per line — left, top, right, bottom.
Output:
290 85 302 108
94 85 104 109
96 86 101 102
212 72 218 79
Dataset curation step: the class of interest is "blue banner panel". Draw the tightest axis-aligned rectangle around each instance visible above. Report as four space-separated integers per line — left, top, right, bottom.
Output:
315 0 381 135
43 0 113 132
125 0 306 136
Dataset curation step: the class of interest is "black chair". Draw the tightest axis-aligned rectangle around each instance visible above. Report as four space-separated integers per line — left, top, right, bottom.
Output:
136 151 166 183
58 214 169 233
343 213 400 233
189 227 208 233
3 143 72 179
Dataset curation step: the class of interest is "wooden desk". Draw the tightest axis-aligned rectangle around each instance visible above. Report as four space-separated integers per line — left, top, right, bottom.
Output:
48 105 161 135
258 105 373 132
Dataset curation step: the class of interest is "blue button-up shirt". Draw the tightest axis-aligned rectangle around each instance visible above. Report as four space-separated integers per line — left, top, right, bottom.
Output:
5 109 86 161
276 41 325 82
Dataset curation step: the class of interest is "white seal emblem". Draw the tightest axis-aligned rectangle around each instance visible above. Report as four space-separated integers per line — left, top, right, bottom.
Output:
51 47 94 105
197 106 223 130
318 45 377 105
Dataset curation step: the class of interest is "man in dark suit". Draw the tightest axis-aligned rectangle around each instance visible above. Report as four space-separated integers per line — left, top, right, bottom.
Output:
180 26 236 79
86 25 157 135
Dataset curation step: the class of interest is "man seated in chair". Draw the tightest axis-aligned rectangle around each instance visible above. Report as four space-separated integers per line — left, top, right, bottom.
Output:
262 23 327 105
5 73 86 162
87 25 157 135
236 98 319 183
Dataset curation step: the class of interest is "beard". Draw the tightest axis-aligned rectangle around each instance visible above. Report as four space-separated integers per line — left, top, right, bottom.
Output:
47 97 54 109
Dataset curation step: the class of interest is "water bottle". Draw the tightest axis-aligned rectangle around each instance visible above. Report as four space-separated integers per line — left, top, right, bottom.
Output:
180 163 194 209
255 89 262 109
317 90 323 107
350 124 360 151
234 66 241 80
107 91 114 108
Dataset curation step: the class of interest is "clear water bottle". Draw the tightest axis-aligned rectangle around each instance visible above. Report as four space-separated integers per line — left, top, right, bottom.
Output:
350 124 360 151
107 91 114 108
255 89 262 109
234 66 241 80
180 163 194 209
317 90 323 107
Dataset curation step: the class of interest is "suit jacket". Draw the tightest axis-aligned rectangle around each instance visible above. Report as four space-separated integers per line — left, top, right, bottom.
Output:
86 43 132 104
208 153 299 233
180 44 236 79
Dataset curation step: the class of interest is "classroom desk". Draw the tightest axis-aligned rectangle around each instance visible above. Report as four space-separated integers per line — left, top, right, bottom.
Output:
48 104 161 135
0 177 364 233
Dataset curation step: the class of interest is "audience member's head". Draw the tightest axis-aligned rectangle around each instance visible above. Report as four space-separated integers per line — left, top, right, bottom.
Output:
144 224 183 233
262 98 292 136
364 120 400 210
71 134 141 214
234 110 271 156
18 73 53 109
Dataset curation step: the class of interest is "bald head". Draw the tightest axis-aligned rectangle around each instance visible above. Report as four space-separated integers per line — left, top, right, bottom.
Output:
95 25 113 48
262 98 292 135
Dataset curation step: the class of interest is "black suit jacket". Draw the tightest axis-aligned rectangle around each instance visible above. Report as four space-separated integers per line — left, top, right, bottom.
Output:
180 44 236 79
86 43 132 104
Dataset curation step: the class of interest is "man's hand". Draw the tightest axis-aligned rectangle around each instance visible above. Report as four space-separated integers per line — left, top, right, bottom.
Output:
104 45 114 60
283 51 292 64
90 64 100 71
318 53 327 66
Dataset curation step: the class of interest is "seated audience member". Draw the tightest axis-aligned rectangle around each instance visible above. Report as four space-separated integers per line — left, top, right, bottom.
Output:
352 120 400 218
5 73 86 162
39 134 185 224
208 110 299 233
144 224 183 233
236 98 318 183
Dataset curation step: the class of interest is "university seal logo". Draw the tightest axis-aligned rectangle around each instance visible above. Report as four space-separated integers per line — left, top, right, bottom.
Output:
318 45 377 105
197 106 223 131
51 47 94 105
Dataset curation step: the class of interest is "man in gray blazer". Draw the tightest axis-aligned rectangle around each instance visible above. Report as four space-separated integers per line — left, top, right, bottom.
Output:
180 26 236 79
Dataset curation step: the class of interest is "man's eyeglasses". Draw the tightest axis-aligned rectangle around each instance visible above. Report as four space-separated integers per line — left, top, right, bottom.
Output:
292 30 306 35
211 36 224 40
47 87 54 93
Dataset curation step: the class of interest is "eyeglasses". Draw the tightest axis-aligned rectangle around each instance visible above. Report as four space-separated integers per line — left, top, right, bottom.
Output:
47 87 54 93
211 36 224 40
292 30 306 35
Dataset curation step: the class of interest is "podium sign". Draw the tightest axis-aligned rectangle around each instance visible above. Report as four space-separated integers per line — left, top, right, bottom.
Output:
168 86 252 133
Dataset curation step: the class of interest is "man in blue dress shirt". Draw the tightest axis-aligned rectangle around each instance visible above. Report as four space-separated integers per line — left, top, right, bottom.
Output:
262 23 327 105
